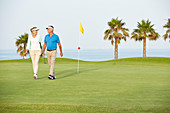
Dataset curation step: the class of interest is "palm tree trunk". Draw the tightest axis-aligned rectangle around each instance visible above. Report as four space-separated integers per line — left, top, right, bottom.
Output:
24 43 26 59
115 37 118 59
24 43 26 52
143 37 146 57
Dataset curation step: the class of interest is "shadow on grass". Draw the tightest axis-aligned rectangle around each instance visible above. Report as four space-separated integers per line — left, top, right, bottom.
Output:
57 67 100 79
38 76 48 79
38 67 99 79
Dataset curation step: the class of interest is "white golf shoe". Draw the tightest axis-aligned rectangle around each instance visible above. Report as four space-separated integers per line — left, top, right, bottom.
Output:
33 74 38 79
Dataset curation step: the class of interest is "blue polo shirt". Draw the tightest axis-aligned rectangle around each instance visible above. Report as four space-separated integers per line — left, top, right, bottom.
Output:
44 33 60 50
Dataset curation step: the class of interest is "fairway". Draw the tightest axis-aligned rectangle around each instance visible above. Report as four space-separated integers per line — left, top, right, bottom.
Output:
0 57 170 113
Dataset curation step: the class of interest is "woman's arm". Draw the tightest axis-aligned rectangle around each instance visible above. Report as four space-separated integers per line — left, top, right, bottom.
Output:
42 43 47 58
25 36 31 55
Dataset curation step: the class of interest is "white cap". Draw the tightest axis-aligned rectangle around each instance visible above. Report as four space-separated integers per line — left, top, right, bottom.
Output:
32 28 39 31
46 25 54 29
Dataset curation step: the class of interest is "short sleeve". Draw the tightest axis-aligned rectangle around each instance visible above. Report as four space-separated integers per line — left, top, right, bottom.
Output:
56 35 60 43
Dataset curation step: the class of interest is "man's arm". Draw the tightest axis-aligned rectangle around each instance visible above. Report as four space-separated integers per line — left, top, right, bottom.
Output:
42 43 47 58
58 42 63 57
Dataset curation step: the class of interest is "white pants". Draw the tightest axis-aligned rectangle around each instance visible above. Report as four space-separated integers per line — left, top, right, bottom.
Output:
46 49 57 76
30 50 41 74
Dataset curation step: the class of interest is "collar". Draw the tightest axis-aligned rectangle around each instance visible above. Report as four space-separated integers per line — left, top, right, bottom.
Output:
48 33 54 37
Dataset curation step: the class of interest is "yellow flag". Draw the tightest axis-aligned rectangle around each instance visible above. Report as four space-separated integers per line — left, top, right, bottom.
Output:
80 22 84 34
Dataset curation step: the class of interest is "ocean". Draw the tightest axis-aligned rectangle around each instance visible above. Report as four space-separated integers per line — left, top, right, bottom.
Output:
0 49 169 61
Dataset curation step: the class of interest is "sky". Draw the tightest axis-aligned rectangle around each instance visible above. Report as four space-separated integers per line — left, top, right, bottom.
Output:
0 0 170 50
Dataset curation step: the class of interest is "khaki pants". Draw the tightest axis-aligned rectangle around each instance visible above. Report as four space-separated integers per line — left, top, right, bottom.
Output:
47 49 57 76
30 50 41 74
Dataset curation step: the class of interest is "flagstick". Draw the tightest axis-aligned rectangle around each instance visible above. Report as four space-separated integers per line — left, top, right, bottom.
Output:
77 22 84 73
77 50 79 73
77 32 80 73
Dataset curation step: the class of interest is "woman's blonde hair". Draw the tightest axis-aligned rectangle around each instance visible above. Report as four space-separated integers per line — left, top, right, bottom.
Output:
30 27 37 33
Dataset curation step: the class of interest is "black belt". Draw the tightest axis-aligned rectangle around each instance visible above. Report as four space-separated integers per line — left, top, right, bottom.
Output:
47 49 56 51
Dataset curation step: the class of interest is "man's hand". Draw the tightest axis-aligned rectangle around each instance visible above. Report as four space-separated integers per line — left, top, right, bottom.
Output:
58 42 63 57
60 52 63 57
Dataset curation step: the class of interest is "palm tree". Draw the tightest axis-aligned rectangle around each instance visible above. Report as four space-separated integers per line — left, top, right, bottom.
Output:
104 17 129 59
131 19 160 57
16 33 28 59
163 18 170 42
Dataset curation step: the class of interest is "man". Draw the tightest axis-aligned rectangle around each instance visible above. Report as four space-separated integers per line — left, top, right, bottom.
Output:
42 25 63 79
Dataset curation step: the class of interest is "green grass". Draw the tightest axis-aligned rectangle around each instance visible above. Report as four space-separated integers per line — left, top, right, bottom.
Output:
0 57 170 113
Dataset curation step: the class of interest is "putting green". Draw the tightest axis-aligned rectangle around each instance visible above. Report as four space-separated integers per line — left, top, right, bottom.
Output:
0 57 170 113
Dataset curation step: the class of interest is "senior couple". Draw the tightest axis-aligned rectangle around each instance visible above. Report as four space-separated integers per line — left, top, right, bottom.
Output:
25 25 63 80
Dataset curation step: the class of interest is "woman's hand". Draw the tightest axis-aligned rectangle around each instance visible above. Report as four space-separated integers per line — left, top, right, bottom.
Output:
42 53 45 58
41 50 45 58
24 51 28 56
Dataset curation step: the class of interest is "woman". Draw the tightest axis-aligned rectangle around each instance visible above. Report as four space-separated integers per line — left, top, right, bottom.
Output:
25 27 43 79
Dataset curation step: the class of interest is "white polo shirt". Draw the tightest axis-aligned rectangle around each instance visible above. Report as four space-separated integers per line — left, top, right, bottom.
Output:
26 35 43 51
30 35 41 50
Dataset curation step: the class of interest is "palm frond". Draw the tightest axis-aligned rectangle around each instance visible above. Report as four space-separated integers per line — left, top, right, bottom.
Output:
166 29 170 34
118 39 120 44
163 33 168 40
104 34 109 40
104 17 129 45
118 33 123 38
108 35 113 40
123 37 126 41
16 33 28 59
20 50 24 57
17 46 23 53
132 19 159 41
163 18 170 28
